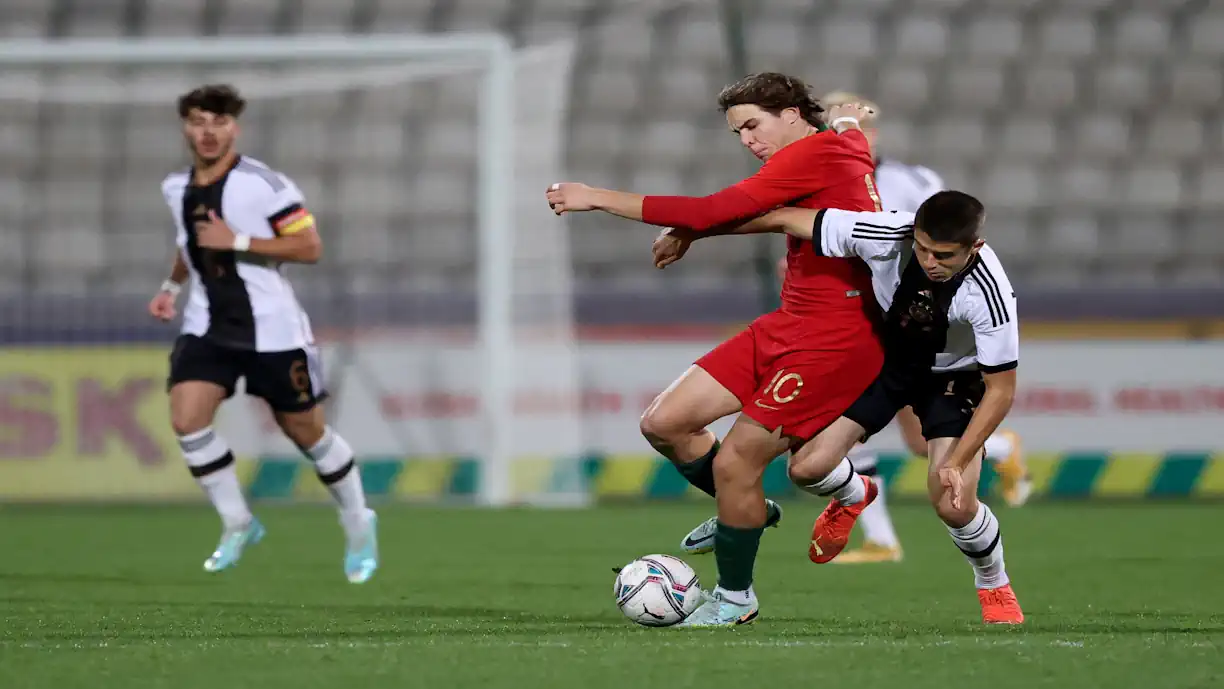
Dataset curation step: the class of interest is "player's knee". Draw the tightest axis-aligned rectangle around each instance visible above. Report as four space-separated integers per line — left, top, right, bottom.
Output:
276 409 326 448
169 403 213 437
711 447 753 490
786 456 820 486
638 401 688 444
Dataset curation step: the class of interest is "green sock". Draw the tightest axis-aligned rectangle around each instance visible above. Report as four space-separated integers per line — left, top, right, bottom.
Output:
674 441 719 497
715 521 765 592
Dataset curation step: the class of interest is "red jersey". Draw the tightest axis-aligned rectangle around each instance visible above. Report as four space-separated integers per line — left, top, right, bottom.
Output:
641 130 881 323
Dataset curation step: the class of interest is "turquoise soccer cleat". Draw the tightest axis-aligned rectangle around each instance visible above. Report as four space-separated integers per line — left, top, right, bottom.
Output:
203 518 265 573
677 590 760 628
343 511 379 584
680 500 783 555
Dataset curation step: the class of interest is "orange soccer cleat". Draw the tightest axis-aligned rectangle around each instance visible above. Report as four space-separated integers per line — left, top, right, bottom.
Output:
808 476 878 564
977 584 1024 625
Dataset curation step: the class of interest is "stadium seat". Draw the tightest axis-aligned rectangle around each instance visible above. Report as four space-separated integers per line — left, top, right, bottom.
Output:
1 0 1219 304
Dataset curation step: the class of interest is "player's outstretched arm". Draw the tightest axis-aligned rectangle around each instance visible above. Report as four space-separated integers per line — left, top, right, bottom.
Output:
942 368 1017 478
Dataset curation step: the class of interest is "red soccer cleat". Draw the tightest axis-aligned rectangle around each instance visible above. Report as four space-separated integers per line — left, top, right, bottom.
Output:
808 475 878 564
978 584 1024 624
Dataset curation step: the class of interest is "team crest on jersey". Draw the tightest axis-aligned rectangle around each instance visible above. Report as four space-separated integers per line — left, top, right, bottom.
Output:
900 289 936 329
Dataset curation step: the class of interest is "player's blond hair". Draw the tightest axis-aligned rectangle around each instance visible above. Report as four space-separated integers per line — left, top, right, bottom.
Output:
820 90 880 122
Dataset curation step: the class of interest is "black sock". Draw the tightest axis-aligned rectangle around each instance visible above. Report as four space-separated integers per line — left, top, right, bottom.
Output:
715 521 764 592
674 441 719 497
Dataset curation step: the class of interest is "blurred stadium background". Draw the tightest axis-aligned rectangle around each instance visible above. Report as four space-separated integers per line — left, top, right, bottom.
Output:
1 0 1222 504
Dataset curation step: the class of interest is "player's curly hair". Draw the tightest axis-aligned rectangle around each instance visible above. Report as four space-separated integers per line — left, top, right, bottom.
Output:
915 191 986 246
177 84 247 119
717 72 824 127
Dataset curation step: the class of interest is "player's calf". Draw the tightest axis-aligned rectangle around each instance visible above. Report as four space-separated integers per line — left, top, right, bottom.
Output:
786 417 875 563
927 440 1022 624
176 425 264 572
278 410 379 583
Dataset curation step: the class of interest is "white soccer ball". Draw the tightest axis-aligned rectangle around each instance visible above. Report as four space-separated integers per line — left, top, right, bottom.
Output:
614 554 702 627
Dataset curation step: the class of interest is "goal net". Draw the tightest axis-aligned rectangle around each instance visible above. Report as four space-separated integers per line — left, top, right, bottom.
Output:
0 35 585 507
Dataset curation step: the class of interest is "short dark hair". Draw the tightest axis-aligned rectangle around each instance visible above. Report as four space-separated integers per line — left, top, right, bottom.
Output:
914 191 986 246
717 72 824 127
177 84 246 119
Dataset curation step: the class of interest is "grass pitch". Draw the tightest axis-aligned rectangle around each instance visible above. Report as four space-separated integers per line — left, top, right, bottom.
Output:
1 501 1221 689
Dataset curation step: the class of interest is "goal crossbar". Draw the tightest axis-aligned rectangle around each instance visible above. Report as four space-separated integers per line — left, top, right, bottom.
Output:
0 34 518 507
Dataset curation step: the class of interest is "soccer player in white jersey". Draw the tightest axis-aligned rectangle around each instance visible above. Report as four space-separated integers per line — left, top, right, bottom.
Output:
147 84 379 583
822 92 1031 566
657 191 1024 624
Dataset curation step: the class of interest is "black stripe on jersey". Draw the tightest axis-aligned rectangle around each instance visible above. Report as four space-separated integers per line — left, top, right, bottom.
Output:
969 263 1010 328
854 221 914 232
981 360 1018 374
852 226 914 241
811 208 829 256
236 158 286 192
182 165 257 349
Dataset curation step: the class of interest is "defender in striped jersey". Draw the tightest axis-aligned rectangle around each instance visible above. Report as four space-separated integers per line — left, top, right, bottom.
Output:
148 84 378 583
664 191 1024 624
820 92 1031 567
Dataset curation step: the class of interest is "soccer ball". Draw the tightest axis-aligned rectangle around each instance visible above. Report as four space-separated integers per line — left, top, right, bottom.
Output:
614 554 702 627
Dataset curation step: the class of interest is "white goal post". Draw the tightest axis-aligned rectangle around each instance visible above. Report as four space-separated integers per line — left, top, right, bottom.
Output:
0 34 560 508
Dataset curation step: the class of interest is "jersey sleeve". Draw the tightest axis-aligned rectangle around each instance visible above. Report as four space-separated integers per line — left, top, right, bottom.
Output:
262 175 315 236
965 265 1019 373
813 208 914 261
639 130 872 231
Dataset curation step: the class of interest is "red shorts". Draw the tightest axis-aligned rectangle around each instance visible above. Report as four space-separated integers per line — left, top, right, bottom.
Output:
695 310 884 441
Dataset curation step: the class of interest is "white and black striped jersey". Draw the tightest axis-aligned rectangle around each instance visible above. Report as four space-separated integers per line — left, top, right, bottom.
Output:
161 156 316 352
874 158 944 214
813 208 1018 374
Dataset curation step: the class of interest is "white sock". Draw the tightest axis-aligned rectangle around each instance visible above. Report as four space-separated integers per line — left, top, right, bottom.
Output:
179 427 252 531
857 476 900 548
983 433 1013 463
714 584 757 606
947 502 1009 590
796 457 867 506
305 427 371 532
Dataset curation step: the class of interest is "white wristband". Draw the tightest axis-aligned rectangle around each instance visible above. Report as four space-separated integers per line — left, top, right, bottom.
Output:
160 279 182 297
232 234 251 252
830 116 860 129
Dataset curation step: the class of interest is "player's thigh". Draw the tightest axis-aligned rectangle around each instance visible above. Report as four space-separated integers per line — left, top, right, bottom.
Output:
895 406 927 456
243 347 327 417
787 415 869 482
641 364 744 436
167 335 239 434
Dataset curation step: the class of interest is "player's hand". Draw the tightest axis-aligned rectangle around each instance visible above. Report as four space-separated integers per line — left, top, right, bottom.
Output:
825 102 875 131
652 228 692 269
938 465 965 511
148 291 177 322
195 210 236 249
546 183 598 215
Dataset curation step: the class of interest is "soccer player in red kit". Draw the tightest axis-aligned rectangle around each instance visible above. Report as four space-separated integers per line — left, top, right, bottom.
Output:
546 73 884 626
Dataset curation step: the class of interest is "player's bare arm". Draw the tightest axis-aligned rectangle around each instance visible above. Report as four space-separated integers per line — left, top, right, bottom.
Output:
938 368 1018 509
546 183 645 220
149 253 189 321
652 208 820 269
195 209 323 263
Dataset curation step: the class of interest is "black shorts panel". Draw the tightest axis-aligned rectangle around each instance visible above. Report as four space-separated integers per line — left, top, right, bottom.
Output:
842 367 914 440
910 370 986 440
843 366 986 442
167 334 325 413
167 334 242 398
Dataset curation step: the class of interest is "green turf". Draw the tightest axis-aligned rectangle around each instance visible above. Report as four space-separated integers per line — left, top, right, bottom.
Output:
1 501 1221 689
